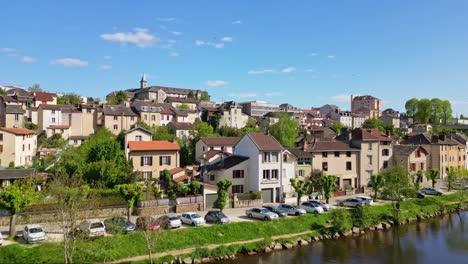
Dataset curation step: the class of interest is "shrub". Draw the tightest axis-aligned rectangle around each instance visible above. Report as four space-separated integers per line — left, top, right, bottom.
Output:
351 205 374 228
330 208 352 233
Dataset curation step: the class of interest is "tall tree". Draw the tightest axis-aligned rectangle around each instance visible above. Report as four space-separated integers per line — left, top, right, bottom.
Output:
430 98 443 124
405 98 419 121
108 91 128 105
290 178 312 206
216 179 232 212
415 99 432 124
116 184 142 222
440 100 453 125
28 83 43 92
426 168 439 188
370 173 384 200
413 170 424 190
199 91 210 101
446 166 458 191
331 121 345 136
362 118 383 129
320 174 337 204
0 179 35 237
57 94 82 105
381 165 411 222
269 113 298 148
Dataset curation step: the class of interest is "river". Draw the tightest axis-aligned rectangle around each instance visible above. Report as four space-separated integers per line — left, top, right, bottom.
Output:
223 212 468 264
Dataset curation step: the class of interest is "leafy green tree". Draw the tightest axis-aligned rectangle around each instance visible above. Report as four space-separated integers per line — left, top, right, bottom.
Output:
152 125 175 141
381 165 411 222
370 173 384 200
430 98 443 124
178 103 190 109
159 169 172 189
331 121 345 136
57 94 82 105
199 91 210 101
188 181 202 195
108 91 128 105
405 98 419 121
330 208 352 233
152 185 163 199
362 118 383 129
415 99 432 124
0 88 6 96
242 118 261 134
413 170 424 190
269 113 298 147
23 121 38 130
0 179 35 237
351 204 373 229
116 184 142 222
321 174 337 204
165 182 179 200
308 169 324 192
219 126 243 137
187 91 195 99
426 168 439 188
290 178 312 206
446 166 459 191
216 179 232 212
441 100 453 125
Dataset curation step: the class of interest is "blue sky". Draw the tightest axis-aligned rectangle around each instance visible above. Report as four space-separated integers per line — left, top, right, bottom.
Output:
1 0 468 115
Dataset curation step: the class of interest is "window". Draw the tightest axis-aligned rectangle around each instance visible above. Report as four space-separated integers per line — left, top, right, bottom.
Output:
383 161 388 169
202 146 205 151
334 152 340 157
113 124 118 130
382 149 389 156
420 163 424 171
271 169 279 179
297 158 311 166
322 162 328 171
209 174 215 181
346 151 351 157
51 110 56 114
298 169 305 177
0 133 3 141
346 161 352 171
367 155 373 165
135 135 142 141
151 115 156 121
232 170 244 179
232 185 244 194
0 145 3 152
141 156 153 166
114 115 118 121
51 117 56 123
166 115 170 120
131 116 135 121
144 115 148 120
263 170 270 180
368 144 372 150
15 114 19 121
142 171 152 180
322 152 328 158
87 109 91 113
271 152 279 162
23 144 25 151
410 163 416 172
160 156 171 165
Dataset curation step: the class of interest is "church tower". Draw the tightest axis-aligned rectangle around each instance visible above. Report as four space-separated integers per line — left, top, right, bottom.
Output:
140 73 147 89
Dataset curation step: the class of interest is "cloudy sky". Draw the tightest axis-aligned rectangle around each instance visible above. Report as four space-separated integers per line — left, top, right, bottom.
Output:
1 0 468 115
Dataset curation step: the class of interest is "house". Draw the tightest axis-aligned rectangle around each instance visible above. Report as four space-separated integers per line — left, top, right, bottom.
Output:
0 127 37 167
173 109 199 124
304 138 360 189
167 122 193 139
98 105 138 135
288 148 313 178
218 101 250 128
379 114 400 129
240 101 280 117
0 168 35 188
393 145 429 176
160 107 175 126
46 125 71 139
31 92 58 107
411 124 432 133
452 133 468 169
76 104 99 137
350 128 395 186
37 104 72 131
351 95 382 118
127 140 180 180
124 126 153 158
202 155 250 195
198 150 232 165
131 100 164 127
233 132 294 203
165 97 198 110
5 105 26 128
28 107 39 125
195 137 240 163
5 88 34 108
170 167 191 184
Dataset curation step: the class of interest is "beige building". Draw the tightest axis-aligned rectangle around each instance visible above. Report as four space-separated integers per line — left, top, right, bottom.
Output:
168 122 193 139
99 105 138 135
131 100 163 127
288 148 313 178
202 156 250 195
393 144 429 173
46 125 71 139
124 127 153 158
5 105 26 128
31 92 58 107
195 137 240 163
0 127 37 167
351 95 382 118
166 97 198 110
37 104 72 131
379 114 400 129
174 109 199 124
218 101 250 129
127 140 180 180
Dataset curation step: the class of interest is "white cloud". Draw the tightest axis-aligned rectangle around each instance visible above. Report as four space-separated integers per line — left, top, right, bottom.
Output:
206 80 229 87
329 94 350 103
308 52 318 56
214 43 224 49
232 20 242 25
0 48 16 53
196 40 225 49
229 93 256 98
248 69 276 75
171 31 182 36
99 64 112 70
169 51 179 57
282 67 296 73
104 55 112 60
328 55 335 59
195 40 205 46
156 17 176 22
100 28 159 48
21 56 35 63
221 36 233 42
265 92 282 97
50 58 88 67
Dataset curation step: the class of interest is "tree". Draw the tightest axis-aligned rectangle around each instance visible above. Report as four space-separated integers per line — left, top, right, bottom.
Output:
242 118 261 134
57 94 82 105
415 99 432 124
23 121 38 130
290 178 311 206
188 181 202 195
269 113 298 148
381 165 411 223
108 91 128 105
405 98 419 121
308 169 324 192
331 121 345 136
321 174 337 204
446 166 458 191
216 179 232 212
430 98 443 124
426 168 439 188
441 100 453 125
199 91 210 101
0 179 35 237
116 184 142 222
178 103 190 109
187 91 195 99
28 83 42 92
190 121 216 143
159 169 172 189
362 118 383 129
330 208 352 233
370 173 384 200
152 125 175 141
413 170 424 190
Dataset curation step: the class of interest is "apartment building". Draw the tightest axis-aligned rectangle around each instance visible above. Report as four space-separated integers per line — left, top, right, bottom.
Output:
218 101 250 128
0 127 37 167
31 92 58 107
351 95 382 118
99 105 138 135
240 101 280 117
131 100 163 127
37 104 72 131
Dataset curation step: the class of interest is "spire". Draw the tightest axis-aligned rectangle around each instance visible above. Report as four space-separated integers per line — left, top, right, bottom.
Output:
140 73 147 89
141 73 147 82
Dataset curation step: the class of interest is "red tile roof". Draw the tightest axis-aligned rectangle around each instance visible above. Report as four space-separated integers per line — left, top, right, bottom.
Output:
32 92 57 101
128 140 180 151
169 167 185 175
352 129 393 142
48 125 71 129
0 127 36 135
173 175 191 183
200 137 240 146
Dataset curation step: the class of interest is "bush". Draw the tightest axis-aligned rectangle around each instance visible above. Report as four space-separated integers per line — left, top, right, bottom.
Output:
351 205 374 228
330 208 352 233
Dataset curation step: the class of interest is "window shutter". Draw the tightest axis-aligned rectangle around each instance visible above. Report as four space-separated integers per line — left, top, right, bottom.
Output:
160 156 163 166
232 171 235 178
241 170 244 178
168 156 171 165
140 157 144 166
149 157 153 166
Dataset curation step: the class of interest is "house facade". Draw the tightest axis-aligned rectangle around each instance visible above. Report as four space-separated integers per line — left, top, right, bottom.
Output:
0 127 37 167
195 137 240 163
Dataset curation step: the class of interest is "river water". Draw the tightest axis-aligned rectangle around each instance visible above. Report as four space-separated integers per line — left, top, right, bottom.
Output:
224 212 468 264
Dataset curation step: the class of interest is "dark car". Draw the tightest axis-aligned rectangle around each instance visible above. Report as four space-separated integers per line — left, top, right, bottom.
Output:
104 217 135 234
204 210 230 224
263 206 287 217
136 216 161 231
416 192 425 198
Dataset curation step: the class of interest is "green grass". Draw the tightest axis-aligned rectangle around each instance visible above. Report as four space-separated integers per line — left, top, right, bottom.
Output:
0 192 465 264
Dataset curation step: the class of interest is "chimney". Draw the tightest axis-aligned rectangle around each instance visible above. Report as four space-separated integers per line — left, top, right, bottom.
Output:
439 134 446 141
432 135 439 143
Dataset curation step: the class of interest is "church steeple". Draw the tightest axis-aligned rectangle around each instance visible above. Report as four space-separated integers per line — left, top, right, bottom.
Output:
140 73 147 89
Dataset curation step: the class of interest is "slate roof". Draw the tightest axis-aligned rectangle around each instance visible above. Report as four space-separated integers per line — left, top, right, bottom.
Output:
0 169 35 180
288 148 313 158
204 155 249 172
125 126 153 136
39 104 72 111
247 133 283 151
0 127 36 135
393 145 428 156
168 122 193 130
352 128 393 142
352 95 380 101
102 105 138 116
305 139 358 152
200 137 240 147
128 140 180 151
402 133 459 146
165 97 198 104
5 105 24 114
198 150 232 160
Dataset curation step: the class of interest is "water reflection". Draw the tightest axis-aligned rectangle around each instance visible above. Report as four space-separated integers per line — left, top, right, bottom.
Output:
222 212 467 264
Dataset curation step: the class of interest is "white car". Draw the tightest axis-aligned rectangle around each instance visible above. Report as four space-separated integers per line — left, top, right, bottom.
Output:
356 196 374 205
78 219 106 238
277 204 307 216
300 202 324 214
245 208 279 221
308 200 331 211
24 224 47 243
180 212 206 226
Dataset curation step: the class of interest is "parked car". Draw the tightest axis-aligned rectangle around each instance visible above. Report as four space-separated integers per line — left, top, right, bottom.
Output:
277 204 307 216
307 200 331 211
23 224 47 243
356 196 374 205
158 215 182 229
339 198 365 208
204 210 230 224
381 193 406 201
300 202 324 214
245 208 279 221
421 187 443 196
104 217 136 234
416 192 426 198
77 219 106 238
136 216 161 231
181 212 206 226
263 206 288 217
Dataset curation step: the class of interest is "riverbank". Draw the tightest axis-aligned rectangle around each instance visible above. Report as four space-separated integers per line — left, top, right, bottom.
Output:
0 192 466 264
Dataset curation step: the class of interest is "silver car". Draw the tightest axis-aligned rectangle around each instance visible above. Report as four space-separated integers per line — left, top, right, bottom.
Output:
421 187 443 196
245 208 279 221
300 202 324 214
308 200 331 211
339 198 365 208
277 204 307 216
158 215 182 229
356 196 374 205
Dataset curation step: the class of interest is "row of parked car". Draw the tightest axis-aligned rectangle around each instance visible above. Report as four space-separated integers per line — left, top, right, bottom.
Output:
245 200 332 221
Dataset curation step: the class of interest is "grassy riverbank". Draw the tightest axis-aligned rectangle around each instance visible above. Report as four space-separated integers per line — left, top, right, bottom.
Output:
0 192 466 264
